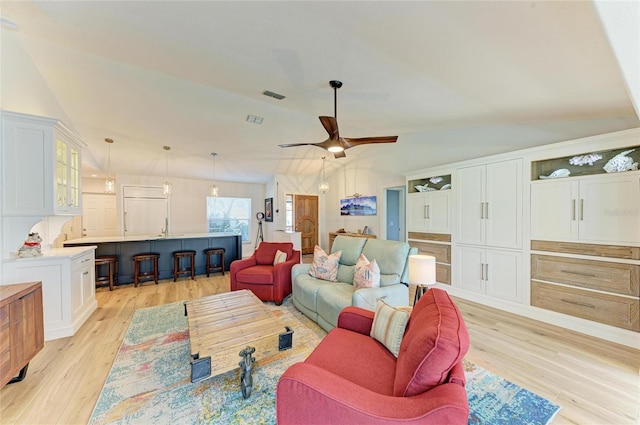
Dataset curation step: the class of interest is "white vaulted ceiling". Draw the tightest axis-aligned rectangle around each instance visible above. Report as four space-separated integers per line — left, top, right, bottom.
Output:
1 1 638 183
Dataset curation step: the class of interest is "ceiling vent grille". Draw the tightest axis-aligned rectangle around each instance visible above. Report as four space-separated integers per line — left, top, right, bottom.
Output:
262 90 286 100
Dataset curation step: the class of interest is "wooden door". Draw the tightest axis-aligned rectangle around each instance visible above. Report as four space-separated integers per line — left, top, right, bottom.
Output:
294 195 318 255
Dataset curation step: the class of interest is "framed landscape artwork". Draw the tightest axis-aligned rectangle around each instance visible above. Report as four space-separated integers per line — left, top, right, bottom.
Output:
340 195 377 216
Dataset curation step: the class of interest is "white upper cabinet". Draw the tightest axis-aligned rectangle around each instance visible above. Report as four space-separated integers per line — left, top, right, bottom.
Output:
407 190 451 234
1 111 85 216
456 159 522 249
531 172 640 245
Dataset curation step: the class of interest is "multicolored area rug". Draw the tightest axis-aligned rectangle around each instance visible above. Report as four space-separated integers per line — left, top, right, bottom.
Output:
89 298 560 425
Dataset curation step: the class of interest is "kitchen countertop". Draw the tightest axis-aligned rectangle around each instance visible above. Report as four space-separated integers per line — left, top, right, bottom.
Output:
64 232 240 244
3 246 96 263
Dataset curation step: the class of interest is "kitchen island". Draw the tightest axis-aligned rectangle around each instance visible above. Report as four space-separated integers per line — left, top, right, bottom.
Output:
64 233 241 284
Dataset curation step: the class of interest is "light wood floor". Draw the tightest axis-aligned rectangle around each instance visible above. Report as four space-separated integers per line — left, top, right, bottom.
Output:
0 276 638 424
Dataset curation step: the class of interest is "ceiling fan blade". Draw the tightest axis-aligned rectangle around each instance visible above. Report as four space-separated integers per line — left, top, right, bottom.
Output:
333 149 347 159
343 136 398 148
319 116 339 138
279 142 322 148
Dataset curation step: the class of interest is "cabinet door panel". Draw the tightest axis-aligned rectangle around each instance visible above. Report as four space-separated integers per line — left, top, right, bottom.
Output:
485 160 522 249
485 250 522 302
454 246 484 293
457 165 485 245
578 175 640 245
407 194 427 232
531 180 578 240
427 191 451 234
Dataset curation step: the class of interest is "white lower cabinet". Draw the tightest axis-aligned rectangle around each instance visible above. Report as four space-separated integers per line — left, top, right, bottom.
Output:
454 245 523 303
1 248 97 340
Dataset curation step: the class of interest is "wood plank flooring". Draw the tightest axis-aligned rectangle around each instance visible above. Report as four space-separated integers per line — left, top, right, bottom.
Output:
0 275 638 424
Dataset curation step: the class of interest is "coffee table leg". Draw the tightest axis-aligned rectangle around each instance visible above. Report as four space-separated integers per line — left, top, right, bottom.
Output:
239 346 256 399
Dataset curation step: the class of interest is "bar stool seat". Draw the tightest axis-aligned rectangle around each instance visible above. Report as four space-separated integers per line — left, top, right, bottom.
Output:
173 250 196 281
95 255 119 291
205 248 225 277
132 253 160 287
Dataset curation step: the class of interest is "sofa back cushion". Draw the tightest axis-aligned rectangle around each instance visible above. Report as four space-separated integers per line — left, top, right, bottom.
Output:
393 288 469 397
255 242 293 265
331 236 366 265
361 239 410 286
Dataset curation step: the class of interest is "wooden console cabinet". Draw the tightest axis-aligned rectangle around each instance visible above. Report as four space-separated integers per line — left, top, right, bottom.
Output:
0 281 44 388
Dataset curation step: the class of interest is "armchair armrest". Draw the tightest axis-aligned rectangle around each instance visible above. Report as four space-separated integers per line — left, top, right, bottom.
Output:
291 263 311 280
337 306 374 335
229 255 257 291
272 250 301 304
277 363 469 425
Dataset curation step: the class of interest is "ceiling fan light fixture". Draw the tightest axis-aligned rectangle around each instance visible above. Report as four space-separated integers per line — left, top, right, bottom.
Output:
327 146 344 153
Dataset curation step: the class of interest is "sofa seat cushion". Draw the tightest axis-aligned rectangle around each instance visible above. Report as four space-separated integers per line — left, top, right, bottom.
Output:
394 288 469 397
305 327 397 396
292 273 330 313
317 283 355 329
236 265 274 285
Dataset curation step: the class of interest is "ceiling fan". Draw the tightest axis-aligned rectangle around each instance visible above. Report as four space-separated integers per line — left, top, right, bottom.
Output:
279 80 398 158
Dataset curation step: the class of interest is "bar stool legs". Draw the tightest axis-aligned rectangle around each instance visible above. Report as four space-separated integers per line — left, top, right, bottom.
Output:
205 248 225 277
133 253 160 287
173 250 196 281
95 256 119 291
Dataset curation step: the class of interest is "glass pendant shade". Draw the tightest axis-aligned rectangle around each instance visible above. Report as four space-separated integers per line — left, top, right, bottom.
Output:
319 156 329 194
163 146 172 196
162 181 172 196
210 152 219 197
104 138 116 194
210 183 219 197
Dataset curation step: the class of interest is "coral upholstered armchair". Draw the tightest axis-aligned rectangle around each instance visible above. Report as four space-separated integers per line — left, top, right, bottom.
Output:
276 288 470 424
230 242 300 305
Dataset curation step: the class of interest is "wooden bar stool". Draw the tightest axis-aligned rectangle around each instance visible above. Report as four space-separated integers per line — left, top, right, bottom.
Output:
205 248 225 277
132 253 160 287
95 255 119 291
173 250 196 282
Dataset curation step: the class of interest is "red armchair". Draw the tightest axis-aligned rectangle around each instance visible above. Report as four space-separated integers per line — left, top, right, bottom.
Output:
276 288 470 424
230 242 301 305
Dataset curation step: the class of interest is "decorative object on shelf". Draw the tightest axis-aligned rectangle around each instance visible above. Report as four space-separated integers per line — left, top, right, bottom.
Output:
414 185 436 192
340 195 377 216
569 153 602 166
440 184 452 190
162 146 172 196
539 168 570 179
209 153 219 197
18 232 42 258
104 138 116 194
603 149 638 173
429 176 443 184
408 254 436 305
318 156 329 194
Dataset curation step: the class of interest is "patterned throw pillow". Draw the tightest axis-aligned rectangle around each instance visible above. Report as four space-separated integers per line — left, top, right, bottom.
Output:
370 299 410 357
308 245 341 282
353 254 381 289
273 249 287 265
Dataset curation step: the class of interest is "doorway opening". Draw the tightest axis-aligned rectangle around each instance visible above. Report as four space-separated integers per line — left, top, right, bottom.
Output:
385 186 405 242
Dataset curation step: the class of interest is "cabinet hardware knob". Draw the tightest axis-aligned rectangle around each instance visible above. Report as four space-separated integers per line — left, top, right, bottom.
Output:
560 269 596 277
561 298 595 309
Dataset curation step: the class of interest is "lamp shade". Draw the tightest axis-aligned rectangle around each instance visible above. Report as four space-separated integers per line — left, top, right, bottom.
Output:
408 254 436 286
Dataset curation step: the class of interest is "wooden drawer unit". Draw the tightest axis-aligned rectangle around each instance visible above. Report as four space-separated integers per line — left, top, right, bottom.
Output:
0 282 44 388
531 254 639 297
531 281 639 331
409 234 452 285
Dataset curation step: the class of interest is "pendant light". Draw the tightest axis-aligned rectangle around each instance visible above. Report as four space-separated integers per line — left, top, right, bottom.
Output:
210 152 219 197
319 156 329 194
103 138 116 194
162 146 172 196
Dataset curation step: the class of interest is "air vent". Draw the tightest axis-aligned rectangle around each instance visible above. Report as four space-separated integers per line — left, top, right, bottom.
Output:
262 90 286 100
246 115 263 124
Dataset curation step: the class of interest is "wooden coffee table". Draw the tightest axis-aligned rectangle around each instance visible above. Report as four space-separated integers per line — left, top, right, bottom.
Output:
184 289 293 398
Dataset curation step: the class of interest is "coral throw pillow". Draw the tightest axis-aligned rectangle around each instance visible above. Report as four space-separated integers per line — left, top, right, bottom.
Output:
273 249 287 265
353 254 380 289
308 245 341 282
370 299 410 357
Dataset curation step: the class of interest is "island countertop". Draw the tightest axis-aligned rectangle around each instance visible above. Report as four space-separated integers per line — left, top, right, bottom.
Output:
64 232 240 244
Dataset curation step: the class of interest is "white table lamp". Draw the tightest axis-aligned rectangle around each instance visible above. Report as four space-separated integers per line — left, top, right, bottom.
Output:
408 254 436 305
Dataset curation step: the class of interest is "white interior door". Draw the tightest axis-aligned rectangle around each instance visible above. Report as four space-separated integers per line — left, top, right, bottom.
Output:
82 194 117 237
124 198 167 236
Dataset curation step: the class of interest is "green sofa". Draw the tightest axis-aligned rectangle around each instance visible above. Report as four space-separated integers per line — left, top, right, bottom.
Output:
292 235 417 332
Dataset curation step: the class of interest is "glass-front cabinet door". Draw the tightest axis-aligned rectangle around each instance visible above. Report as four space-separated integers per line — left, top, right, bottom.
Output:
55 134 82 215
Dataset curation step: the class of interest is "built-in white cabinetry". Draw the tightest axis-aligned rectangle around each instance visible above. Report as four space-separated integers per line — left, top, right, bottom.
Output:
1 247 97 341
1 111 85 216
531 172 640 245
407 190 451 234
454 246 523 303
456 159 522 249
